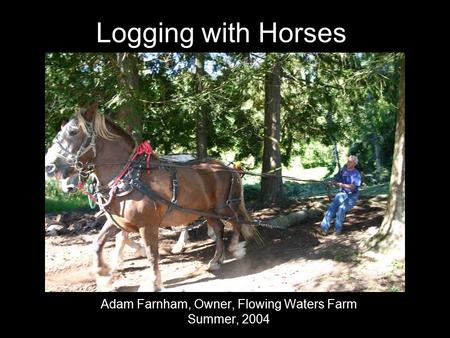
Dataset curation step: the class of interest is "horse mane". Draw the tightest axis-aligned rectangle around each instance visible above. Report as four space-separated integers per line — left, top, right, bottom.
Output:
76 109 118 140
76 108 160 159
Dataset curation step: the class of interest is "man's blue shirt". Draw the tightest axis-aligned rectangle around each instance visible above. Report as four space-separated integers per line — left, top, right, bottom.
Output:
335 167 361 193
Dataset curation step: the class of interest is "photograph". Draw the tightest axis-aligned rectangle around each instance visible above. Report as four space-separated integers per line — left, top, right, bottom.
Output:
44 52 405 293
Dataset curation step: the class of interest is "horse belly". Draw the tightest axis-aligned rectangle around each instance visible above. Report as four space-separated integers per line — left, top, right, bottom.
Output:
159 209 200 227
107 214 138 233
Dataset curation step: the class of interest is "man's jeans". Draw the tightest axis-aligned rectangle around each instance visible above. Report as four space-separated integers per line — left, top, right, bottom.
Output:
320 191 359 233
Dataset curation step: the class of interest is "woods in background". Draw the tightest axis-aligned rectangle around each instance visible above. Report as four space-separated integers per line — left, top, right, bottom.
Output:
45 52 402 206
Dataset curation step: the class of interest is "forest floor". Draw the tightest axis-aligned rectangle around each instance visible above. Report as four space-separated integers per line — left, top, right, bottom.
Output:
45 195 405 292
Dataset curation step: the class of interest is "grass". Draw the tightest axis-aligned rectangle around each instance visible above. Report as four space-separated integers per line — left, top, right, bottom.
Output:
45 178 91 213
359 183 389 197
45 197 91 214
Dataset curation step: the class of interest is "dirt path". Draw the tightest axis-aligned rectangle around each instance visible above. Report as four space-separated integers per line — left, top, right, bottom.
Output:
45 196 404 292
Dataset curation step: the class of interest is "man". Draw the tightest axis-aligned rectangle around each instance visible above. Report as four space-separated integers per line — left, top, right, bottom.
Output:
320 155 361 235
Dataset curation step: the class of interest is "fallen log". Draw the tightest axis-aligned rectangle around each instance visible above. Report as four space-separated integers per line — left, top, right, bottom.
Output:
266 207 324 229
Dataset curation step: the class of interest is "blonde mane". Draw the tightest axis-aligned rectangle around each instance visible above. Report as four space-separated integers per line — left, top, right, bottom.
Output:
76 109 118 140
75 108 160 159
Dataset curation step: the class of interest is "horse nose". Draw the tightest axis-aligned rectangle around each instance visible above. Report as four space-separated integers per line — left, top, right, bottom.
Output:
67 185 76 193
46 164 56 175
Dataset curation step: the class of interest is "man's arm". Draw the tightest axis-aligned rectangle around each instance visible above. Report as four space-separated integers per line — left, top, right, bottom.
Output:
336 171 360 190
336 182 355 190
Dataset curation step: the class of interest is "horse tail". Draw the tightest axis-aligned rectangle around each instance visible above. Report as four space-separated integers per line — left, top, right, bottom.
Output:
235 174 264 246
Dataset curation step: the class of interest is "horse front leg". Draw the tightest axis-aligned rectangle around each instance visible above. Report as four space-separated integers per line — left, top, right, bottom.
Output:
110 230 128 272
93 219 120 275
92 219 120 291
138 225 162 292
205 218 225 271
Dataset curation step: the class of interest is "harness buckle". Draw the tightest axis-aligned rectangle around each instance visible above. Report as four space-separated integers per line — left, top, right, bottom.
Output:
75 161 84 170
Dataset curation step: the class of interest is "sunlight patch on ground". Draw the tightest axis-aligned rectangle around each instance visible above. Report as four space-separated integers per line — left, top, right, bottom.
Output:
164 257 341 292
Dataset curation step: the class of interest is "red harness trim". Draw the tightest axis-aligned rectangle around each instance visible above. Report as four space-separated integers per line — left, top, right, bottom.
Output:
77 180 98 204
113 140 153 186
77 140 153 205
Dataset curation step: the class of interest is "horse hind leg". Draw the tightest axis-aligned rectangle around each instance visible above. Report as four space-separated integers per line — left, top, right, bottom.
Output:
228 220 247 260
206 218 225 271
123 231 146 258
171 228 189 254
207 224 217 241
172 223 216 254
137 225 162 292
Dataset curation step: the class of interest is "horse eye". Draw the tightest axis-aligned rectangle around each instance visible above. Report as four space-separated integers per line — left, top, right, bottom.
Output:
68 127 79 136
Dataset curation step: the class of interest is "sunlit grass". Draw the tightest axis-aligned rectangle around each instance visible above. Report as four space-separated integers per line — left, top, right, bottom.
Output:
359 183 389 197
45 197 91 214
45 178 91 213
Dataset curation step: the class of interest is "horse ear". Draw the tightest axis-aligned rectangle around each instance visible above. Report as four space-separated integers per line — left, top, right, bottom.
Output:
83 101 98 121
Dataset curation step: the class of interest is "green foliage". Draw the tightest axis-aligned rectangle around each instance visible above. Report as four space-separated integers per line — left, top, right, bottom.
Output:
298 141 334 169
45 52 401 189
243 183 261 202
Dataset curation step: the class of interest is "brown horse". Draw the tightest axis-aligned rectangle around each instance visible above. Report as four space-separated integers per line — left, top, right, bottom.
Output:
45 103 259 291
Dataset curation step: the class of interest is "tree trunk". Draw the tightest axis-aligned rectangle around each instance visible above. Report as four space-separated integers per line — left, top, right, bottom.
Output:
261 61 283 206
115 53 142 140
372 135 382 180
326 99 341 173
333 141 341 172
366 55 405 256
195 53 208 160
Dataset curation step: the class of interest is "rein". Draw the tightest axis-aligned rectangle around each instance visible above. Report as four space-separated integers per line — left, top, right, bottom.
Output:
77 160 328 184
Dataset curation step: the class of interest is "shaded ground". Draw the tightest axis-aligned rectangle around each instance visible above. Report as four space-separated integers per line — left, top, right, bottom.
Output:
45 195 404 292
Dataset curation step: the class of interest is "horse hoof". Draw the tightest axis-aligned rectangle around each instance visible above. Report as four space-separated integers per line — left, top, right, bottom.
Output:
171 245 185 254
207 261 221 271
138 248 146 258
230 241 246 260
96 275 115 292
96 265 112 276
137 284 158 292
133 247 146 258
111 263 122 273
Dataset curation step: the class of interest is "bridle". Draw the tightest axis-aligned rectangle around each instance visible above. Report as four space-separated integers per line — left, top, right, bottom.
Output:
53 121 97 179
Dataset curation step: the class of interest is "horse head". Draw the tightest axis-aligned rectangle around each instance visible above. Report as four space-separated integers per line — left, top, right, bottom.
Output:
45 102 116 181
